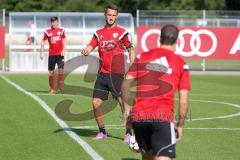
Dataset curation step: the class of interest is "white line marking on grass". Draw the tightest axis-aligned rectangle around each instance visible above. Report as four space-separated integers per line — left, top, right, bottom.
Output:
36 93 79 97
36 93 240 98
72 125 240 131
185 128 240 130
191 112 240 121
73 125 123 129
0 75 103 160
190 94 240 97
190 99 240 121
72 99 240 131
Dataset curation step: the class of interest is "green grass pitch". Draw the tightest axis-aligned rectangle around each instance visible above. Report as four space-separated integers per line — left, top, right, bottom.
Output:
0 73 240 160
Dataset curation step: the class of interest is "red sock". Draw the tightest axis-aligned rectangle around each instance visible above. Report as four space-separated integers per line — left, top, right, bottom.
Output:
49 75 54 90
57 73 63 91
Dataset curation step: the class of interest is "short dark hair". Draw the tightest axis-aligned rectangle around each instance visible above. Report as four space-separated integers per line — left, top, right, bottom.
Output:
160 25 179 45
50 16 58 22
105 4 119 14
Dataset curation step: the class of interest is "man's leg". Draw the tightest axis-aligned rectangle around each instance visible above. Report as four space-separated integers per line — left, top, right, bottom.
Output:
92 97 107 139
48 56 56 94
93 98 104 128
56 56 64 93
92 73 109 139
49 70 54 94
109 74 132 142
142 151 153 160
57 68 63 93
153 156 172 160
117 97 132 142
117 97 124 113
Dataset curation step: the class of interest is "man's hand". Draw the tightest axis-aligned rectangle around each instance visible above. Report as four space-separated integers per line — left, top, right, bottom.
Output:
62 38 66 56
176 89 189 142
81 45 93 56
176 126 184 142
40 40 46 60
40 52 44 60
61 50 65 56
81 48 89 56
127 47 136 64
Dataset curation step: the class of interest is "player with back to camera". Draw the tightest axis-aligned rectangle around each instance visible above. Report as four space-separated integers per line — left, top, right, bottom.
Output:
40 16 67 94
122 24 191 160
81 4 136 142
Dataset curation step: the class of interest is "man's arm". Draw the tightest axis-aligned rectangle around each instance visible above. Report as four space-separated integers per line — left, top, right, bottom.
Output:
127 47 136 64
81 45 94 56
40 39 47 60
61 38 67 56
81 34 98 56
121 75 135 126
122 33 135 64
176 89 190 142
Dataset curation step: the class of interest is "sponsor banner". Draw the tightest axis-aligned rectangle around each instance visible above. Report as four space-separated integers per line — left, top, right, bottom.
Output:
137 26 240 59
0 26 5 59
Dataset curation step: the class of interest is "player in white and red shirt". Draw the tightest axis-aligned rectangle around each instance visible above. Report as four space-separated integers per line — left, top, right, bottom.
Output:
40 16 66 94
122 25 191 160
81 4 135 141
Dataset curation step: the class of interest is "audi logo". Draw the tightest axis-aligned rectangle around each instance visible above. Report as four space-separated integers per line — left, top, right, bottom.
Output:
141 29 217 57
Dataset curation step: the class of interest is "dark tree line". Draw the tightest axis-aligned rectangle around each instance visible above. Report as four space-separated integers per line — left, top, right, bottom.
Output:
0 0 239 15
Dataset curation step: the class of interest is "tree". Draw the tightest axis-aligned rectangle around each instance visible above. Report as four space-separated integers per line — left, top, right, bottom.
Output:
226 0 240 10
1 0 239 15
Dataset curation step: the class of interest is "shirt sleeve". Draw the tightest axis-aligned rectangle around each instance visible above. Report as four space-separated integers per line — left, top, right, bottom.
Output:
121 33 132 49
42 32 48 41
88 34 98 49
61 29 66 38
178 63 191 90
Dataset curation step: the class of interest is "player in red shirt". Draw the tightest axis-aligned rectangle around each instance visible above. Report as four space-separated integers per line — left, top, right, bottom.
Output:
122 25 191 160
81 4 135 141
40 16 66 94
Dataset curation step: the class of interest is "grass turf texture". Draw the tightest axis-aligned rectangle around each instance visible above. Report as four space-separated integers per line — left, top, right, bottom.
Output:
0 73 240 160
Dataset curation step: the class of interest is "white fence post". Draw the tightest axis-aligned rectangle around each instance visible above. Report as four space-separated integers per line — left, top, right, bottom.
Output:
1 9 5 71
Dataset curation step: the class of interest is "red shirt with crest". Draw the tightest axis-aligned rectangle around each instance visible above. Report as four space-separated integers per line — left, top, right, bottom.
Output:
43 26 66 56
89 25 132 74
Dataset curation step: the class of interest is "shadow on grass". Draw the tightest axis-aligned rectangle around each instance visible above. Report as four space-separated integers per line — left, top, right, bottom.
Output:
27 90 50 94
54 128 123 141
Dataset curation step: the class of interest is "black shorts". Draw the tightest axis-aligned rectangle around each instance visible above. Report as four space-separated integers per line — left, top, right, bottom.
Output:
132 121 176 158
93 72 124 100
48 55 64 71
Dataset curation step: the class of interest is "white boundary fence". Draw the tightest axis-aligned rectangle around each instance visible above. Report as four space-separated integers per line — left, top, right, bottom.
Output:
0 9 5 71
136 10 240 71
9 12 134 72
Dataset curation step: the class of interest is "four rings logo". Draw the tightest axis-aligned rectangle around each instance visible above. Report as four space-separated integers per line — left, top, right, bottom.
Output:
141 29 217 57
